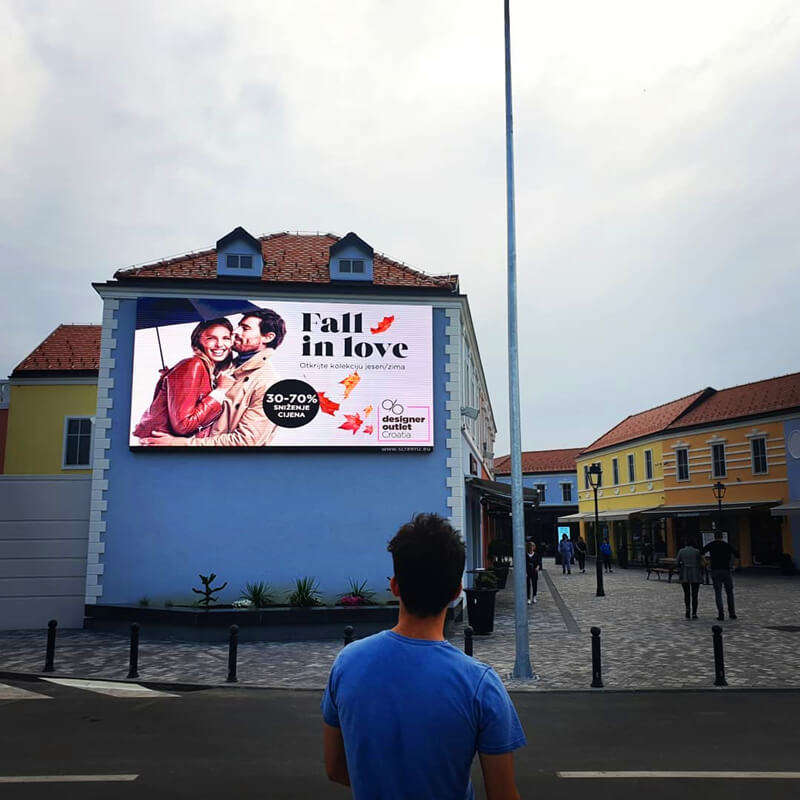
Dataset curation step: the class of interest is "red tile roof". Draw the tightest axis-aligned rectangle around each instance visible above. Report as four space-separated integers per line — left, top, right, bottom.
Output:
582 390 711 455
494 448 583 475
114 232 459 290
12 325 101 375
667 371 800 431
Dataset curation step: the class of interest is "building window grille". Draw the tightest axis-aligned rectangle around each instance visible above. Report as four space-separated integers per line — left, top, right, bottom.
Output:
711 443 726 478
676 448 690 481
226 254 252 269
751 438 767 474
612 458 619 485
644 450 653 480
534 484 546 503
562 483 572 502
338 259 364 273
64 417 92 467
627 453 635 483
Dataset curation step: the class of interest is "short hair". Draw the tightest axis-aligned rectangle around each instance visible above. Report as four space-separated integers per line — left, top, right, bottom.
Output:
387 513 465 618
714 530 723 539
241 308 287 349
190 317 233 351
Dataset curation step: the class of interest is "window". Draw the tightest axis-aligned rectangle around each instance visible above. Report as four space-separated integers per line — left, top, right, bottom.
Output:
644 450 653 480
612 458 619 485
584 465 590 489
711 443 726 478
226 254 252 269
751 437 767 474
562 483 572 502
535 484 546 503
338 259 365 274
676 448 689 481
63 417 92 467
627 453 635 483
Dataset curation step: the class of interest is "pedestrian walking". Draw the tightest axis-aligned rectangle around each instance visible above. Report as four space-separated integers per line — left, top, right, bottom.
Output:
676 537 703 619
526 540 541 604
559 534 573 575
600 538 613 572
702 531 740 620
643 541 654 571
574 537 587 573
322 512 526 800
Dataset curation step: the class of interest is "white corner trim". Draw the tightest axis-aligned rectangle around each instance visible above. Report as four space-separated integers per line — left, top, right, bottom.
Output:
444 308 464 539
85 298 119 604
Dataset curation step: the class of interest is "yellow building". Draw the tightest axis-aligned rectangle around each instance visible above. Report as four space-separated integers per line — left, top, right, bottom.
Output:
3 325 100 475
566 373 800 568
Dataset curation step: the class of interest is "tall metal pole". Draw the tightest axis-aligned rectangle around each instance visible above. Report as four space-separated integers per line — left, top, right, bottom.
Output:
593 486 605 597
504 0 532 679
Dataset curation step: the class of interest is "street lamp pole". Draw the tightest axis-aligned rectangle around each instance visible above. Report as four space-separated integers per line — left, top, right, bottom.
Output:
712 481 726 533
588 463 605 597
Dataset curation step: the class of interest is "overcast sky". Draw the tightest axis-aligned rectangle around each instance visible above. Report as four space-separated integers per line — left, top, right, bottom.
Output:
2 1 798 454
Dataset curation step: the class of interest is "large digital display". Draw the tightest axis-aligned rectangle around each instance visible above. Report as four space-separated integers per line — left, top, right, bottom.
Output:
129 298 433 450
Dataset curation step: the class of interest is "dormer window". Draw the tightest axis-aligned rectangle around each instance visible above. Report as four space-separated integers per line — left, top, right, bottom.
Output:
329 232 374 282
226 254 253 270
339 259 365 274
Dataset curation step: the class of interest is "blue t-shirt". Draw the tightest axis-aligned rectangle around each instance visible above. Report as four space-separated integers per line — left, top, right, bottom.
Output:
321 629 526 800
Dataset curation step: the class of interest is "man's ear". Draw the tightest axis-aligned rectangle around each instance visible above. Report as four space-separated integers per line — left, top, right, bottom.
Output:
262 331 276 347
389 576 401 598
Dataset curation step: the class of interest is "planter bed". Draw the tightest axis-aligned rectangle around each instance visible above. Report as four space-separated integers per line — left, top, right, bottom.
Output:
84 603 463 642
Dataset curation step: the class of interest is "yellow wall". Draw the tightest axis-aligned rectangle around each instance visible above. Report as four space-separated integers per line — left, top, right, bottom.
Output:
577 438 666 514
662 420 789 505
4 383 97 475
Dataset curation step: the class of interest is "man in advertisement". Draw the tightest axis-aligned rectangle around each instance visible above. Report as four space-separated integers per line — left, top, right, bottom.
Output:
141 309 286 447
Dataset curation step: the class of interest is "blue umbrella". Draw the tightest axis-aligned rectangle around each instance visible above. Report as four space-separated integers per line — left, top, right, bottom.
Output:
136 297 260 369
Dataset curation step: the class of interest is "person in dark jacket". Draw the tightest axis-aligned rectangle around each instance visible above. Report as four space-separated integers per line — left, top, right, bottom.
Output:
574 537 587 573
558 534 574 575
525 541 541 604
702 532 740 620
676 537 703 619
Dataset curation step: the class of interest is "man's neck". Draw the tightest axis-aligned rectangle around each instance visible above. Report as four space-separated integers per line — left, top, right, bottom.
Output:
235 347 265 366
392 604 449 642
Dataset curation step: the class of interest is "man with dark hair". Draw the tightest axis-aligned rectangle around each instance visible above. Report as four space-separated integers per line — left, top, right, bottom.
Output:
702 531 740 621
143 309 286 447
322 513 525 800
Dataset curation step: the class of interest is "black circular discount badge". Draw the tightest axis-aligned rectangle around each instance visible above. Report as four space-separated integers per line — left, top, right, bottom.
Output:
262 379 320 429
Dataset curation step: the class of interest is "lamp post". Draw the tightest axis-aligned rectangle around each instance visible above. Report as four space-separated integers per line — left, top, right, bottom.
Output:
588 463 605 597
712 481 726 532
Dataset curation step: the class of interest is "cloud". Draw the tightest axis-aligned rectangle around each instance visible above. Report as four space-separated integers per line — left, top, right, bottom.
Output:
1 1 798 456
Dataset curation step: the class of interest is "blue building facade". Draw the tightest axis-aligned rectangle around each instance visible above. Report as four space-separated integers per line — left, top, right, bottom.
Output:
85 230 497 606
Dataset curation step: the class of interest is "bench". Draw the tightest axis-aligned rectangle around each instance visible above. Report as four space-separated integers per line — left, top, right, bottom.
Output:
646 565 677 582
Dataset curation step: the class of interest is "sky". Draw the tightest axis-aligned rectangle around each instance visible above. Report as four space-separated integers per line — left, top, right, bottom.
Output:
1 0 798 455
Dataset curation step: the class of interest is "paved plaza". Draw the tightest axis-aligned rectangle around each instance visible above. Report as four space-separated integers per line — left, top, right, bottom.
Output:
1 560 798 691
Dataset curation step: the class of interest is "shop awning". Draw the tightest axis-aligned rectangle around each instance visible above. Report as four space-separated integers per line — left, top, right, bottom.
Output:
557 507 659 523
771 501 800 516
465 477 543 506
640 501 780 518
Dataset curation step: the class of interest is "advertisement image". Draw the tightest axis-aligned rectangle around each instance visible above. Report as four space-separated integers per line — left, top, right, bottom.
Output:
129 298 433 450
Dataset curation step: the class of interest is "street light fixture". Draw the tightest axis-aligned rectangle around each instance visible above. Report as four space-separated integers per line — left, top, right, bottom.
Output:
712 481 726 531
587 463 605 597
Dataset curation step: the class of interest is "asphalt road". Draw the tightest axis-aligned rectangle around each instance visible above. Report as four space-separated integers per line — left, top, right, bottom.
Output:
1 675 799 799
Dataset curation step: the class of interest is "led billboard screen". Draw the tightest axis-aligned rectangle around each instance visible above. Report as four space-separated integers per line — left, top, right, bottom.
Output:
129 298 433 450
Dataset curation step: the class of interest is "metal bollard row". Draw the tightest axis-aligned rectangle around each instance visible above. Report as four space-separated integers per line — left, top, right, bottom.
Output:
590 627 603 688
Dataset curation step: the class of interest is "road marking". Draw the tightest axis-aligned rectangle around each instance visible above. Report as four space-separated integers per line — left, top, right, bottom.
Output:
42 678 178 698
0 775 138 783
558 771 800 780
0 683 51 701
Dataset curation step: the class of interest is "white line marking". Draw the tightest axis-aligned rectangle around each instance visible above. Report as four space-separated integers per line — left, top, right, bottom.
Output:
42 678 178 698
558 771 800 780
0 775 139 783
0 683 51 701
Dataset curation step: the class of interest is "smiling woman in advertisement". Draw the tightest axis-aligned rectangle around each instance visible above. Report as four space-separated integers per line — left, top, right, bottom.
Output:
133 317 234 440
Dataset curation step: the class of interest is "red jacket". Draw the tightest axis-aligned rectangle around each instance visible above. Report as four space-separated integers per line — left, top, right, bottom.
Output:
133 355 222 439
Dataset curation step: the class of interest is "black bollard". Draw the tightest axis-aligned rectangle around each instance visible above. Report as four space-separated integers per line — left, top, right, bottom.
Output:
712 625 727 687
127 622 140 679
464 626 474 657
590 626 603 688
227 624 239 683
43 619 57 672
343 625 355 646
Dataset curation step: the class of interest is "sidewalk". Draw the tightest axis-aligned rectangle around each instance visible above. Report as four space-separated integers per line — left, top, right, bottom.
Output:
1 560 798 690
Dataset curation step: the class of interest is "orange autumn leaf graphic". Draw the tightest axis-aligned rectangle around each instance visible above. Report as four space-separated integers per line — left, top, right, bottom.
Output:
363 425 374 435
370 315 395 334
318 391 340 416
363 405 373 418
340 371 361 399
339 413 363 435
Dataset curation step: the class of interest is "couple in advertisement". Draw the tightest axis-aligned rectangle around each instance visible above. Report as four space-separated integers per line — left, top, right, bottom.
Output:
133 309 286 447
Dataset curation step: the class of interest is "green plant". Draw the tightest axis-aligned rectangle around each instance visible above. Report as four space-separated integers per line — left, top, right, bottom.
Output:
338 578 375 605
192 572 228 608
474 570 498 590
289 576 322 607
138 596 151 607
240 581 274 609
